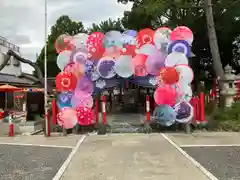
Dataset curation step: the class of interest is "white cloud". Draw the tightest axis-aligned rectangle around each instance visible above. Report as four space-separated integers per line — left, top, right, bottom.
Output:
0 0 132 74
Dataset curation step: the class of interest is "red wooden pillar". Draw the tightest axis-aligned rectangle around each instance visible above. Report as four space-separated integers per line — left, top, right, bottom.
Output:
8 112 14 137
101 95 107 124
146 95 151 122
199 92 206 123
52 98 57 125
95 97 99 124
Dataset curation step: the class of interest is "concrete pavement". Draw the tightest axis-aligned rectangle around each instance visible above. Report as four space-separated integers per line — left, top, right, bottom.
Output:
60 134 209 180
2 132 240 180
165 132 240 147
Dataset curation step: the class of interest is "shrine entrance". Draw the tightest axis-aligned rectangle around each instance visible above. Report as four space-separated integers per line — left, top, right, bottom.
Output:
101 82 154 133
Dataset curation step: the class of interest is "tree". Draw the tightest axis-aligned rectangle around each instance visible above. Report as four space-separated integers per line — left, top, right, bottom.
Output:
36 15 86 77
118 0 240 81
88 18 124 33
204 0 223 79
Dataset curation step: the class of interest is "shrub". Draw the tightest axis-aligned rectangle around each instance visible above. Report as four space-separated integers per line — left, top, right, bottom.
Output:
212 102 240 131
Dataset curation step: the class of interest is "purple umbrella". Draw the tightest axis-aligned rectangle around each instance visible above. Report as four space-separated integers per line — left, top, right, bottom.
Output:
97 59 116 79
75 76 94 94
146 51 166 75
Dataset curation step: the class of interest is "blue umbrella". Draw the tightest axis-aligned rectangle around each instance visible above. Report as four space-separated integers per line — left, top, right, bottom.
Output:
153 105 176 126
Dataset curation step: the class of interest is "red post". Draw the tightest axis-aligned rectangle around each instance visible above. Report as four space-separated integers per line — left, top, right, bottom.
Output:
8 112 14 137
190 97 199 124
45 113 51 137
52 98 57 125
146 95 151 122
101 95 107 124
199 92 205 122
95 97 99 124
125 80 129 90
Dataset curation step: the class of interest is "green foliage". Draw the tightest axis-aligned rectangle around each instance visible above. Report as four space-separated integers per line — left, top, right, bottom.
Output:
212 102 240 131
88 18 124 33
36 15 86 77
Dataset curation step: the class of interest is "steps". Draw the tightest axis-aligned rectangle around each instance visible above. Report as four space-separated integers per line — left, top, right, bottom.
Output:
108 113 145 133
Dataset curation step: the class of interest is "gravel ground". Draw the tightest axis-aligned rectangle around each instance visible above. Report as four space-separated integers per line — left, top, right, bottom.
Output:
0 144 71 180
182 146 240 180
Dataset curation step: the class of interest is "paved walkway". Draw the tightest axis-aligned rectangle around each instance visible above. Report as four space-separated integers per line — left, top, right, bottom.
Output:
2 132 240 180
165 132 240 147
60 134 209 180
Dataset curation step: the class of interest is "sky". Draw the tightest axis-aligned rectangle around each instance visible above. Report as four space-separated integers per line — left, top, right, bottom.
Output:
0 0 133 74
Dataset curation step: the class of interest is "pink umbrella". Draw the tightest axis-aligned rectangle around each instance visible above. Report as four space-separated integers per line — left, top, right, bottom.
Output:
57 107 78 129
154 85 177 106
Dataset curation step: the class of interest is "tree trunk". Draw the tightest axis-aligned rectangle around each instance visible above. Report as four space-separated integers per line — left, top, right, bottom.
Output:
204 0 224 79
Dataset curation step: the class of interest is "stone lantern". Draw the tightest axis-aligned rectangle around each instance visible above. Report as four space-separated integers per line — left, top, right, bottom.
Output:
220 64 237 107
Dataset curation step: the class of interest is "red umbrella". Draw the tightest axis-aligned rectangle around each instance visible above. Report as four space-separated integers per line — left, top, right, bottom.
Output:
0 84 22 109
0 84 22 92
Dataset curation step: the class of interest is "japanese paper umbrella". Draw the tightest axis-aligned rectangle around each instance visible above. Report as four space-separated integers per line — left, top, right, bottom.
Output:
136 28 155 47
57 91 73 109
115 55 134 78
146 51 166 75
121 44 136 57
56 50 72 71
176 84 193 102
153 27 172 50
97 57 116 79
71 90 93 108
170 26 194 45
173 101 193 123
136 44 158 56
64 62 85 79
153 105 176 126
167 40 191 57
161 67 179 85
76 106 94 126
57 107 78 129
164 52 188 67
103 30 123 48
175 64 194 85
72 33 89 50
132 54 148 76
75 76 94 94
123 29 137 37
56 72 77 92
154 85 177 106
54 34 74 53
86 32 105 59
70 48 88 64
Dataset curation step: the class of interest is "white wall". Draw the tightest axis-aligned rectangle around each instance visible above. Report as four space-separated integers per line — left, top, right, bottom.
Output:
0 43 23 76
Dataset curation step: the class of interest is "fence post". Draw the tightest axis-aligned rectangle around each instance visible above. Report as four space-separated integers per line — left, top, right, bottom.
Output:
52 98 57 125
101 95 107 125
8 112 14 137
95 97 99 124
199 92 206 123
146 95 151 122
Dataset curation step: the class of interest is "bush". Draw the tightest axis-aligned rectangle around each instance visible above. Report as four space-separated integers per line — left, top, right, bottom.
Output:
212 102 240 131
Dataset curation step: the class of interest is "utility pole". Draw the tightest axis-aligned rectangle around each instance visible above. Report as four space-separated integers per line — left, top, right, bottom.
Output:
44 0 49 137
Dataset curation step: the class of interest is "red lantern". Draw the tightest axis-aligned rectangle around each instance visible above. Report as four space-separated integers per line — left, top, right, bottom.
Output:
136 28 155 48
56 71 77 92
161 67 179 85
76 106 94 126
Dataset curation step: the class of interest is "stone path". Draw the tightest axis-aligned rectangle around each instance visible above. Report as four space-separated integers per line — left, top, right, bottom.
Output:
60 134 209 180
